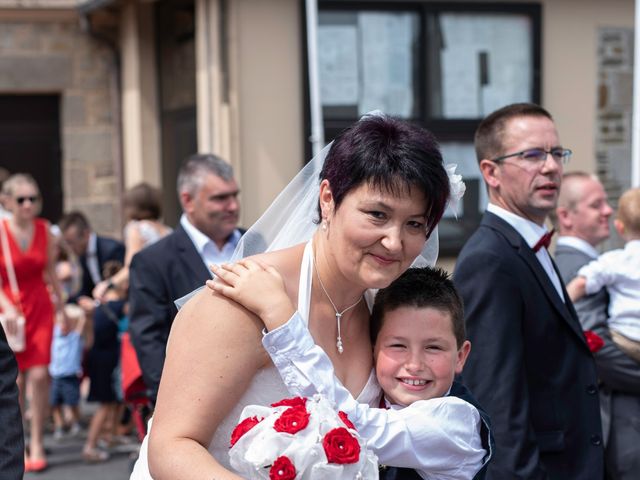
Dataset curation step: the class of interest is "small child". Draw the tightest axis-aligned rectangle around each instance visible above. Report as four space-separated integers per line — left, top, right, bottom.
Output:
49 303 92 440
210 262 492 479
567 187 640 362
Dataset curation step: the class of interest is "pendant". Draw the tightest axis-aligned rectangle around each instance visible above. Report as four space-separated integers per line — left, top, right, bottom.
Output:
336 338 344 354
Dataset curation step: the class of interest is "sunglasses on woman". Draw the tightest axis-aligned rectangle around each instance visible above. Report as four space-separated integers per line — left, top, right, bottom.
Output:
15 195 39 205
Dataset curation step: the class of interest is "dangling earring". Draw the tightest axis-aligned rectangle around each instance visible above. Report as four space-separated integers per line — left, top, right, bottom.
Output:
322 220 328 231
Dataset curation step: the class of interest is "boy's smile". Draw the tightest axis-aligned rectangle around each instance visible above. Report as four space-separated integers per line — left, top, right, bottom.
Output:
374 306 470 406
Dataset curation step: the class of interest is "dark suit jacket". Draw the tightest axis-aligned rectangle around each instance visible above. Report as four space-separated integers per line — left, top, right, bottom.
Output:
128 224 214 402
453 212 604 480
75 235 125 299
0 329 24 479
555 242 640 480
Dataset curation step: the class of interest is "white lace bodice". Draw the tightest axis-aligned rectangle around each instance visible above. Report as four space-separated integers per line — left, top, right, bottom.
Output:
131 241 380 477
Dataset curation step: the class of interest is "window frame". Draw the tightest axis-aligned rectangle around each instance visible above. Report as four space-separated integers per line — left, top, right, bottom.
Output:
303 0 542 255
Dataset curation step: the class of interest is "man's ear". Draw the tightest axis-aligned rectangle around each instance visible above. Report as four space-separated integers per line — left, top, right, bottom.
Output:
318 179 335 221
479 159 500 190
179 191 194 214
555 206 571 230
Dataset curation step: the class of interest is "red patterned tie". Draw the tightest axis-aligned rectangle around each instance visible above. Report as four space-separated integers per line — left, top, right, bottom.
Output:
533 228 555 252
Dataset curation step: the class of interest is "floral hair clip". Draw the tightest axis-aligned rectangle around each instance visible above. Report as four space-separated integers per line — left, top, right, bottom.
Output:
445 163 466 217
229 394 378 479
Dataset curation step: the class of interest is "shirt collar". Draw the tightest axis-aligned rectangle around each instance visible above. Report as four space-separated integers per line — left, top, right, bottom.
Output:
87 232 97 257
179 214 241 254
487 203 548 248
624 239 640 252
556 236 600 259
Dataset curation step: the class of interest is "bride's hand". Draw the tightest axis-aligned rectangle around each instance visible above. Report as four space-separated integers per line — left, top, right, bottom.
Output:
208 260 295 330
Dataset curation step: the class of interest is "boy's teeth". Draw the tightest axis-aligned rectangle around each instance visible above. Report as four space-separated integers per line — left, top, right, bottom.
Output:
402 379 427 386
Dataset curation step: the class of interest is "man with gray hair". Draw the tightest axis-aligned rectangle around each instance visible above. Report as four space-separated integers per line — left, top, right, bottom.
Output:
129 153 242 403
553 172 640 480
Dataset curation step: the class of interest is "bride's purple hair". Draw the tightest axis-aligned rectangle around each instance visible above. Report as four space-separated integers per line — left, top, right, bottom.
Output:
318 114 449 237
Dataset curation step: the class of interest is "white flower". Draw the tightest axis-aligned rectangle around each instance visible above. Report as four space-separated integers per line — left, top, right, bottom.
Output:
445 163 466 217
229 395 379 479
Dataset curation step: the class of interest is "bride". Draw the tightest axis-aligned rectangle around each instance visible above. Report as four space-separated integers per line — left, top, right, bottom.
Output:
131 113 451 479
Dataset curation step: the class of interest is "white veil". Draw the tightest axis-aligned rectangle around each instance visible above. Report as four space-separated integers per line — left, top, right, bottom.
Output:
175 114 463 308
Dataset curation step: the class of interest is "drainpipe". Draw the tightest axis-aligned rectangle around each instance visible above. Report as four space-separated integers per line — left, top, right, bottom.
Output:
305 0 324 157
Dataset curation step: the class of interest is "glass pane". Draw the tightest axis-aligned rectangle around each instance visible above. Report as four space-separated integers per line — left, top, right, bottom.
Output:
439 142 487 218
430 12 533 119
318 10 420 119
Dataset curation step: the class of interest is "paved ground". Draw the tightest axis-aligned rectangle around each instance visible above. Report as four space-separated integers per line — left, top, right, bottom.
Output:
25 432 138 480
24 401 141 480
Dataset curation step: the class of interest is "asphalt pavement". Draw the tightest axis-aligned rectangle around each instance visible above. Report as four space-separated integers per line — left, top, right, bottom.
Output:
24 413 140 480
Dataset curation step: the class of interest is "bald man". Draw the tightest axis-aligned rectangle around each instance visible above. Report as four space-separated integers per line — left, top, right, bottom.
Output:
553 172 640 480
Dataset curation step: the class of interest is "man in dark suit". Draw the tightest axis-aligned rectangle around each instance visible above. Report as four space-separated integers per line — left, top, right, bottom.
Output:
128 154 242 403
453 103 604 479
59 211 125 300
0 328 24 478
553 172 640 480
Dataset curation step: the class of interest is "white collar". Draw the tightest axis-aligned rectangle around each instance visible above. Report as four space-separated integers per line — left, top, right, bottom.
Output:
556 236 600 259
487 203 548 248
179 214 240 254
87 232 97 257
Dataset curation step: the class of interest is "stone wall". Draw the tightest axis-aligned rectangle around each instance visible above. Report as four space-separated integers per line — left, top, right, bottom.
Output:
0 12 122 236
596 27 634 250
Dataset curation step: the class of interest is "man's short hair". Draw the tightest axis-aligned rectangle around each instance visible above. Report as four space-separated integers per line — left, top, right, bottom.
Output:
474 103 553 163
177 154 235 197
58 211 91 233
370 267 465 348
548 171 597 227
617 187 640 235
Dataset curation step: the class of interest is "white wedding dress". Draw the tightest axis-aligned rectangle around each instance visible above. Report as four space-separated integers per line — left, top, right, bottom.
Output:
130 242 380 477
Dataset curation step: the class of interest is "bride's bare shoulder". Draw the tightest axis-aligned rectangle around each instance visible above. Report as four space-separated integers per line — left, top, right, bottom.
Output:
250 243 306 278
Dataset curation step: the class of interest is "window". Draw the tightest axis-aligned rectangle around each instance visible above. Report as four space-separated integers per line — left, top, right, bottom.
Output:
310 2 541 254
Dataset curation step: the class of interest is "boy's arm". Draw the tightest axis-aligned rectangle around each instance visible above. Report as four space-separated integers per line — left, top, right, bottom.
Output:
263 315 486 478
566 276 587 302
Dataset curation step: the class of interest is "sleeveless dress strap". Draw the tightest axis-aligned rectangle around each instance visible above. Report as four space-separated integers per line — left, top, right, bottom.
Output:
297 241 314 325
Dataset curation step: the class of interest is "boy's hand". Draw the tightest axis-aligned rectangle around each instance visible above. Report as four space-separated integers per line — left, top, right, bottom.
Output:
566 275 587 302
207 260 295 331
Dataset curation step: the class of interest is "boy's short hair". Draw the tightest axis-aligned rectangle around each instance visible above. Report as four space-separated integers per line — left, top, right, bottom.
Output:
617 187 640 236
371 267 465 348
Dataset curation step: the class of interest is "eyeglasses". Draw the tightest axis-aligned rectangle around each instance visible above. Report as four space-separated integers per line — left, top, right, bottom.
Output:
492 148 572 166
16 195 39 205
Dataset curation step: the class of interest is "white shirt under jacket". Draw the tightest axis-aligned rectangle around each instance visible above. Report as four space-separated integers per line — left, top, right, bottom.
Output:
262 313 487 480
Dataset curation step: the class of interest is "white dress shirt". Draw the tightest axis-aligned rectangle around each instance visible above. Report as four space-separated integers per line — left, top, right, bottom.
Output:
180 214 241 271
263 313 487 480
86 232 102 285
487 203 564 301
579 239 640 341
556 236 600 260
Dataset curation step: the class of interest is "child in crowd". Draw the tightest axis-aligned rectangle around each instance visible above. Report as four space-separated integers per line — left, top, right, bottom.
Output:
567 187 640 363
82 261 127 462
210 262 492 479
49 303 92 440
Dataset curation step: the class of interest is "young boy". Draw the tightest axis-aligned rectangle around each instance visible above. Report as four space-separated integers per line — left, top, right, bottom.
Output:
49 303 92 440
210 262 492 479
567 187 640 362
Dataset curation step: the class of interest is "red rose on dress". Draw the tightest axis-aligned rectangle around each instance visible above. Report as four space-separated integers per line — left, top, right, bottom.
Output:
322 427 361 464
230 416 262 447
338 411 356 430
271 396 307 408
584 330 605 354
273 405 310 434
269 455 296 480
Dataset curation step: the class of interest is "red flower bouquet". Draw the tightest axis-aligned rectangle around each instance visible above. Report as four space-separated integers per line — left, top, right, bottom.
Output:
229 395 378 479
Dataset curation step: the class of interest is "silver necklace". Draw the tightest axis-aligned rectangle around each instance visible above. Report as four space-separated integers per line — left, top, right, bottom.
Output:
313 260 363 354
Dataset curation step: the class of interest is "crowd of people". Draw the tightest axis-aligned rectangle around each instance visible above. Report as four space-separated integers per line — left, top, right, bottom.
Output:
0 103 639 480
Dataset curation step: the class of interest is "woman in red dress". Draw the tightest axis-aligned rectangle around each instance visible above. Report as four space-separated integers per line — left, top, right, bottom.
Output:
0 173 66 472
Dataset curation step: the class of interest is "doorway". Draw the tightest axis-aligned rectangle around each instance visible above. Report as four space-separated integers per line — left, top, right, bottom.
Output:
0 95 62 223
